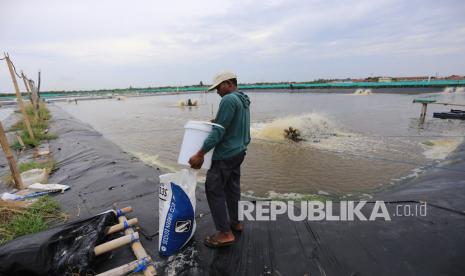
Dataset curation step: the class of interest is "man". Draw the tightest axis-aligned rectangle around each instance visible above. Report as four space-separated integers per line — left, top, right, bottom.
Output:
189 71 251 248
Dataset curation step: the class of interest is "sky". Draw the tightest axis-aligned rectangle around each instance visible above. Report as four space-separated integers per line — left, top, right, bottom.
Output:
1 0 464 91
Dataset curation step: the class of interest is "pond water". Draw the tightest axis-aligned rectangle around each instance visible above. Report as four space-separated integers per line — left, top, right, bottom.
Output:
0 108 13 123
56 88 465 199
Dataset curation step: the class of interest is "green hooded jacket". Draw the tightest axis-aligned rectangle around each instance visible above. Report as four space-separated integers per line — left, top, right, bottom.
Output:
201 90 251 160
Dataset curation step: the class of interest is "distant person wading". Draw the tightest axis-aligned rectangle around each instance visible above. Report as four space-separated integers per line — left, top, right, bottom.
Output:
189 71 251 248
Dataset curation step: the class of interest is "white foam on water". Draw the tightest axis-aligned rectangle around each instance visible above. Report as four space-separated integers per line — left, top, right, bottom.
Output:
443 87 456 93
240 190 267 199
267 191 306 200
317 190 330 196
241 190 313 200
420 137 463 160
265 191 333 200
129 151 179 172
359 193 373 199
246 190 254 195
389 167 428 185
130 151 210 185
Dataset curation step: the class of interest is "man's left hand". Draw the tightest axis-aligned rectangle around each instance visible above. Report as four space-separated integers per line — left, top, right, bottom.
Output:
189 150 205 169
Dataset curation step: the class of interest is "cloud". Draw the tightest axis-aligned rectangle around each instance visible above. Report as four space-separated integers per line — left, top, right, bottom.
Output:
1 0 464 91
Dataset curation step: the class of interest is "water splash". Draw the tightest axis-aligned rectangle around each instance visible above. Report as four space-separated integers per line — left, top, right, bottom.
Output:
114 95 127 101
249 113 376 155
455 87 465 93
443 87 456 93
251 113 347 142
352 89 372 95
177 99 199 107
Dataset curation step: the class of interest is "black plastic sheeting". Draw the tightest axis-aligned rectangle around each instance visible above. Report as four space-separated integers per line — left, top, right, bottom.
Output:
3 105 463 275
0 212 117 276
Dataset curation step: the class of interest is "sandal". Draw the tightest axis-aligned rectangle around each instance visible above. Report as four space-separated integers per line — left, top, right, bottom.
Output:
204 234 235 248
231 223 243 232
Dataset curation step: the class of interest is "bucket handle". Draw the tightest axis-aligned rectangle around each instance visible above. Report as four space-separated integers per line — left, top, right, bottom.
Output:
203 122 224 129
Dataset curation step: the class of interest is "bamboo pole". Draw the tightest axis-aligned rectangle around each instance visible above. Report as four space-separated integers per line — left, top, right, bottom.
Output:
105 218 138 235
94 232 139 256
114 206 157 276
4 54 35 140
118 206 133 214
0 121 24 189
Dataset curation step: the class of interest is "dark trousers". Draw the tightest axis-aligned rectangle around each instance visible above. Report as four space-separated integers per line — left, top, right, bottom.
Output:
205 151 246 232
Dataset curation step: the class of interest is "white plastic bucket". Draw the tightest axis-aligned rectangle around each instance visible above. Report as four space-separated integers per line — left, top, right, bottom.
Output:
178 121 223 169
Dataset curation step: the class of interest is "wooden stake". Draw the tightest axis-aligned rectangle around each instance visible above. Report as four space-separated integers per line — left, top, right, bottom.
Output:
420 103 428 124
15 132 25 148
36 70 41 110
37 70 41 96
114 206 157 276
94 232 139 256
21 73 39 120
28 79 40 120
21 72 33 104
4 55 35 140
0 121 24 189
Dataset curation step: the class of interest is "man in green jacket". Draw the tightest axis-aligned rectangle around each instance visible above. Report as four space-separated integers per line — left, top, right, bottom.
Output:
189 71 251 248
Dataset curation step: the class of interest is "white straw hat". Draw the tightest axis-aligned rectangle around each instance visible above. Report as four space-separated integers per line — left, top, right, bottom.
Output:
208 71 237 91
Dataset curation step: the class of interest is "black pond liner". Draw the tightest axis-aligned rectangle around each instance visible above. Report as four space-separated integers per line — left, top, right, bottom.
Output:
0 211 117 276
1 104 463 275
